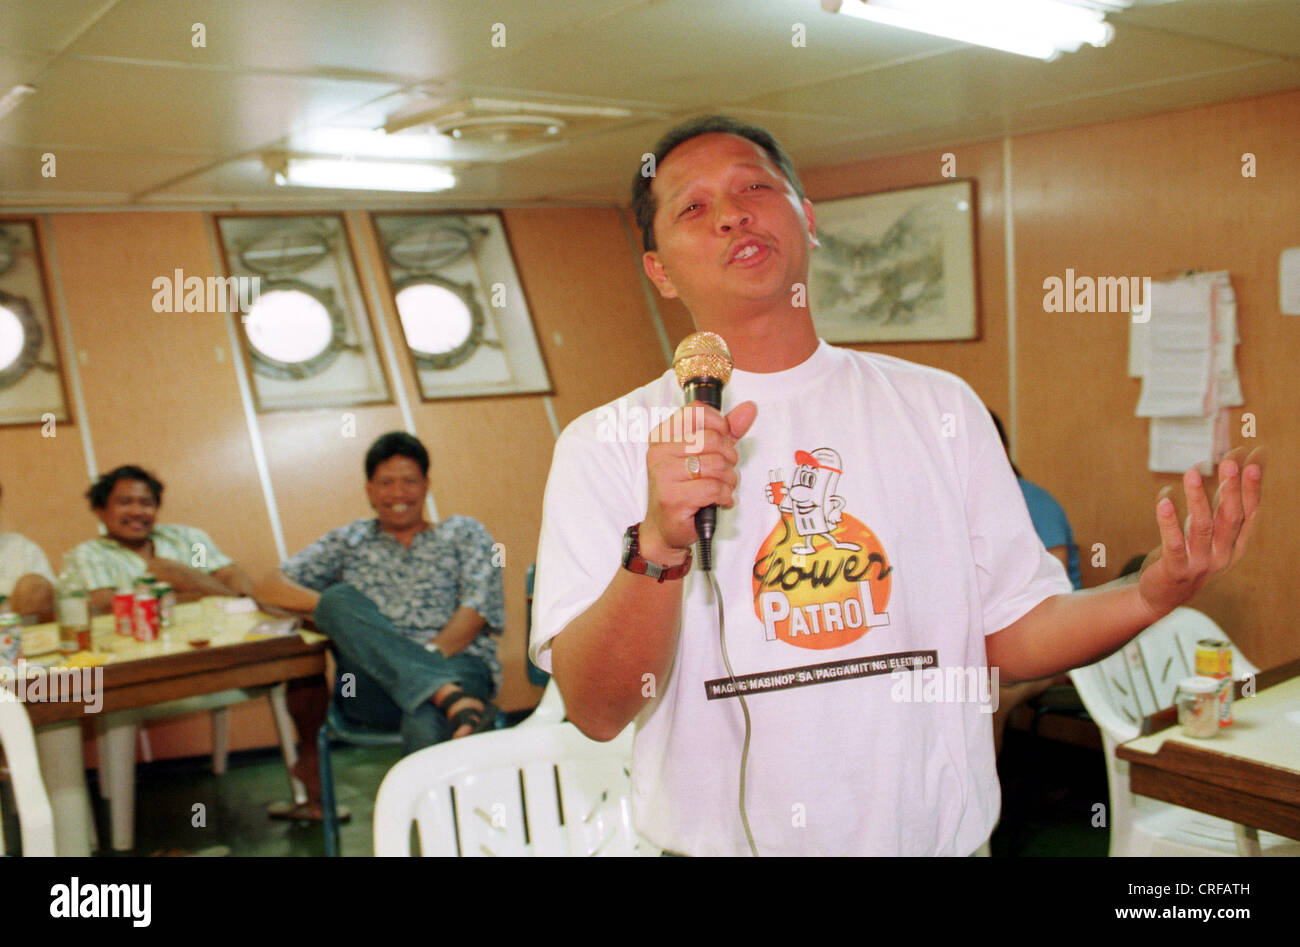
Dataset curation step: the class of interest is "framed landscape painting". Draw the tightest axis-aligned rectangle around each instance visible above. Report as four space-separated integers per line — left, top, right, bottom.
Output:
809 180 978 343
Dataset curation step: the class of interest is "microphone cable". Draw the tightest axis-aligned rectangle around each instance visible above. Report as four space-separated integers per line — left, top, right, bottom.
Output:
706 568 760 857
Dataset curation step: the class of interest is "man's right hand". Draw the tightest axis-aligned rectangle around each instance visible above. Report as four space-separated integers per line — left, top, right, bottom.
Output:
638 400 758 563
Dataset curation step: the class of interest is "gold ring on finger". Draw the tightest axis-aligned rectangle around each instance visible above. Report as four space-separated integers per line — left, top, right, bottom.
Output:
685 455 701 480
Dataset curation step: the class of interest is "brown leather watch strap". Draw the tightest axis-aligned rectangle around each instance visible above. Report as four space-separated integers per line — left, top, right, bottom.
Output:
622 523 692 582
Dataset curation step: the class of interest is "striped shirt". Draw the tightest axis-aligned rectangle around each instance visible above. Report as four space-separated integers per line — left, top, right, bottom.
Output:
64 524 234 591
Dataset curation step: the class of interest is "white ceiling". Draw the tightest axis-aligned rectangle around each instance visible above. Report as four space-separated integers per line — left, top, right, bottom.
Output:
0 0 1296 209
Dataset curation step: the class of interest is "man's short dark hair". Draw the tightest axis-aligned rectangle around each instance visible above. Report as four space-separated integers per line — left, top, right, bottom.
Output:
87 466 163 509
631 115 806 253
365 431 429 480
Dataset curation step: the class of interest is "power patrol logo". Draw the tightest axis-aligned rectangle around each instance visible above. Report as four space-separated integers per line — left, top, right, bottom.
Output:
752 447 892 650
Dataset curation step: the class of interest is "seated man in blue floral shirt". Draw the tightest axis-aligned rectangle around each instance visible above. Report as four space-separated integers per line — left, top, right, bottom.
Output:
255 432 505 751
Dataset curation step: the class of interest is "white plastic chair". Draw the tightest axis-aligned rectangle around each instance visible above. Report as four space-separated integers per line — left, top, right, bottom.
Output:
1069 607 1300 857
97 684 301 851
0 692 57 856
373 721 658 856
518 677 566 728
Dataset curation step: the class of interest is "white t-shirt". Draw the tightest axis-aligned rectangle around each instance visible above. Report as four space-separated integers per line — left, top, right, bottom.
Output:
0 532 55 598
531 341 1071 856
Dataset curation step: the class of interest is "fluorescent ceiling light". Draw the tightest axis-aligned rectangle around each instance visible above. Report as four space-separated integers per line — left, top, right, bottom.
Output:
0 84 35 123
291 127 453 161
273 157 455 192
823 0 1124 61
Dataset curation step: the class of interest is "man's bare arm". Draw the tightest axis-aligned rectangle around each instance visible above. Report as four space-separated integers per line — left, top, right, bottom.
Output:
212 564 256 598
989 448 1263 683
253 569 322 614
551 401 757 742
430 606 488 657
551 567 690 741
9 573 54 621
986 582 1155 683
144 557 238 601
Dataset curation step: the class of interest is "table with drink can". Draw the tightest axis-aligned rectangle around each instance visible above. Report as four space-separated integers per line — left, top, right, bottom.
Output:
2 597 327 855
1118 654 1300 848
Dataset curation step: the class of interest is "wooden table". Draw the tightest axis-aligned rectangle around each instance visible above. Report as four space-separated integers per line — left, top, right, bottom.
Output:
14 602 327 855
1116 657 1300 845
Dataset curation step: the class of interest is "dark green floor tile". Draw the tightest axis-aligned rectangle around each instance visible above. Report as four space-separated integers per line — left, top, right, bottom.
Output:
991 730 1110 857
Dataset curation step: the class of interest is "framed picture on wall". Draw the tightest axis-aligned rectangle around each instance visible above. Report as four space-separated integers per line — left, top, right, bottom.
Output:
808 180 978 343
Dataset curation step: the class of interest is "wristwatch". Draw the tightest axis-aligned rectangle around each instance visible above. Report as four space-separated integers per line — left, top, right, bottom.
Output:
622 523 692 582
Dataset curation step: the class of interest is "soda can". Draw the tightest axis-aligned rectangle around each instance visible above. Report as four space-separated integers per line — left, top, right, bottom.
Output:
1195 638 1233 727
155 583 176 628
0 612 21 667
113 590 135 636
133 588 160 642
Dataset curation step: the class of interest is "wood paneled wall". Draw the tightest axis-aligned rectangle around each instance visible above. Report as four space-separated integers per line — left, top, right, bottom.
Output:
1010 90 1299 668
0 205 673 760
4 88 1296 761
803 89 1299 668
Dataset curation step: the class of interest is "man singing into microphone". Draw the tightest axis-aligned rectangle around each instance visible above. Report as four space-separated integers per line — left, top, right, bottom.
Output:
529 116 1264 856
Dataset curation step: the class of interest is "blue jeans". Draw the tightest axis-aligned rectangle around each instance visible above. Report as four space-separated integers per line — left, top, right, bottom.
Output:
313 583 494 755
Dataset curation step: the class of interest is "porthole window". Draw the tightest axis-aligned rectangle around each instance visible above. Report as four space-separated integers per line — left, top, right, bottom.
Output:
0 291 41 390
242 281 346 380
217 214 391 411
0 304 24 371
394 276 483 370
372 212 551 399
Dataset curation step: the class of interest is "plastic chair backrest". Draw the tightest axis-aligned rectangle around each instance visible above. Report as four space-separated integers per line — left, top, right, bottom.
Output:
0 693 56 856
374 721 654 856
520 677 566 727
1069 607 1255 744
525 563 550 687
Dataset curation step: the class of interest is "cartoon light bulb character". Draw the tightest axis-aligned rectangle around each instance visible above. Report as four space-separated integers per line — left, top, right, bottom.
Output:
765 448 860 556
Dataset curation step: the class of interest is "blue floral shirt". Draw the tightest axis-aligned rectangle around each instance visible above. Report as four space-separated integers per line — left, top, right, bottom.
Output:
281 516 505 689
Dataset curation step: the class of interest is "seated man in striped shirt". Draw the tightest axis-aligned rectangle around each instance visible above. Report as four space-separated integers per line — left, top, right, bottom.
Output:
65 463 334 822
64 464 255 612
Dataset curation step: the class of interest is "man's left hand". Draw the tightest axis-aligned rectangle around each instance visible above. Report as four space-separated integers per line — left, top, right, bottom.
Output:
1138 445 1264 620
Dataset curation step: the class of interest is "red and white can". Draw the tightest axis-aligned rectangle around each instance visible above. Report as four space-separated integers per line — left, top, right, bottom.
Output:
133 588 160 642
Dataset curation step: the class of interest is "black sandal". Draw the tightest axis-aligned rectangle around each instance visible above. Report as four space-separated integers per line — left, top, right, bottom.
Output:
437 688 498 737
